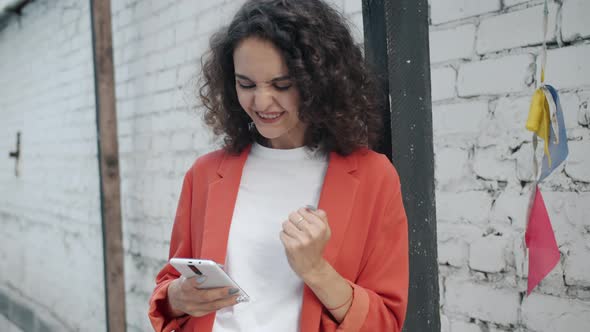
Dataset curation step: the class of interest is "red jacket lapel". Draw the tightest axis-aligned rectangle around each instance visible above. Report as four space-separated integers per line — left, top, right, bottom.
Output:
300 150 359 331
200 146 251 265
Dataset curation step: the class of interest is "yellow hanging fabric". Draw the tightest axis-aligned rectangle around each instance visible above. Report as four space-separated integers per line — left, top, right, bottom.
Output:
526 89 552 166
526 0 552 168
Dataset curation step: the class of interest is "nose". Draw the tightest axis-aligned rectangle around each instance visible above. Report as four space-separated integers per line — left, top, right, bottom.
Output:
253 87 274 112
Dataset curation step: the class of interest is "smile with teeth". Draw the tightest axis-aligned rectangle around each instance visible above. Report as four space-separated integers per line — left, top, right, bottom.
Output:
256 112 284 119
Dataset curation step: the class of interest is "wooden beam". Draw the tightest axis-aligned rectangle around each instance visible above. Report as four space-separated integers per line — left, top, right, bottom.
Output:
89 0 126 331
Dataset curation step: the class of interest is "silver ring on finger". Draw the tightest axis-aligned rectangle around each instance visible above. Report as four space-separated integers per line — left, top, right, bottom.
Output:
296 215 305 227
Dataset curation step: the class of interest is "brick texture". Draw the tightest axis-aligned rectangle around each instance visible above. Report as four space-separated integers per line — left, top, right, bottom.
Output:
561 0 590 42
522 293 590 332
430 0 501 25
542 44 590 89
451 320 482 332
431 66 457 101
468 234 511 273
0 0 105 331
431 0 590 330
476 3 558 54
445 278 520 325
457 54 535 97
430 24 476 63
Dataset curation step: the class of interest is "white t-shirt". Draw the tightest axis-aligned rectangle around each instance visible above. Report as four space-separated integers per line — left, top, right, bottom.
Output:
212 143 328 332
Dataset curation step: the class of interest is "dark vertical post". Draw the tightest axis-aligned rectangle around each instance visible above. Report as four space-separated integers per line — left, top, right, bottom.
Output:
89 1 126 331
363 0 439 331
362 0 392 161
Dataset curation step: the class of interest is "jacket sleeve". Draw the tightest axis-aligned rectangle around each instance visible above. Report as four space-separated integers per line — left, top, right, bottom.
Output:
322 168 409 331
148 169 194 332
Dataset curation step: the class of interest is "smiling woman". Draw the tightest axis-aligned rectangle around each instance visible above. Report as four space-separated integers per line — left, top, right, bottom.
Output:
233 37 306 149
148 1 409 332
198 0 382 156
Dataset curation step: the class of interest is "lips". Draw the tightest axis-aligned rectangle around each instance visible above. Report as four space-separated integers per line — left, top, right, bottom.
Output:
256 112 283 119
255 111 285 123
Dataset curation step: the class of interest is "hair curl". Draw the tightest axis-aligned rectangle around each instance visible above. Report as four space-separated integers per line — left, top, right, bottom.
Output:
199 0 382 155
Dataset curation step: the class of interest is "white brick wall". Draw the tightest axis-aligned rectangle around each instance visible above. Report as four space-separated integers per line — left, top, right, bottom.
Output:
468 234 511 273
564 245 590 288
457 54 535 97
561 0 590 42
437 191 494 224
541 44 590 90
430 23 476 63
521 293 590 331
432 101 489 135
565 140 590 182
450 320 482 332
432 66 458 101
430 0 501 25
445 278 521 325
435 147 471 190
432 0 590 331
476 3 559 54
0 0 105 331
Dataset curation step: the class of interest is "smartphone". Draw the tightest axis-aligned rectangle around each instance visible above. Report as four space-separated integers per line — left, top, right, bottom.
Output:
169 258 250 302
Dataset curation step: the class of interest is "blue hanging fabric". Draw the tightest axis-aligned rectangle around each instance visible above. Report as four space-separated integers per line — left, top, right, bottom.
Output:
524 0 568 295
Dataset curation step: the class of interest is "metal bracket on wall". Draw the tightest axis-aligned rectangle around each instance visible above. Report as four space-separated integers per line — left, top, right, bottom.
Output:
8 131 20 177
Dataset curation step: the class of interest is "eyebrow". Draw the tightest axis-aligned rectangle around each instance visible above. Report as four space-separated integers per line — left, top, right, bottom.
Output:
235 73 291 83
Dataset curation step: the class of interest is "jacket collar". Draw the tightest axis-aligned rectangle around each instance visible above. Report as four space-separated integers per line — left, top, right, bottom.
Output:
200 145 251 264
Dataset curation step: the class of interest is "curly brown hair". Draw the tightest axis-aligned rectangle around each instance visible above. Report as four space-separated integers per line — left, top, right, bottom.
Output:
199 0 382 155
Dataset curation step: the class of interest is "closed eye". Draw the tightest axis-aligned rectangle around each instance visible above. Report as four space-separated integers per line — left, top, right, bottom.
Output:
235 73 292 91
237 82 292 91
237 82 255 89
274 84 292 91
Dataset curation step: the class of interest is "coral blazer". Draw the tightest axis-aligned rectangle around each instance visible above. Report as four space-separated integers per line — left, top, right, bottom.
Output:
148 145 409 332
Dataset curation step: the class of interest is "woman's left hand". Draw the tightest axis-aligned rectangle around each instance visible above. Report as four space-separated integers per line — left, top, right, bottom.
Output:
280 207 332 280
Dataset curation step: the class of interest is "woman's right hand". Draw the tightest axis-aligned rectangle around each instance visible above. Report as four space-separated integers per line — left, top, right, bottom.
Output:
166 276 241 318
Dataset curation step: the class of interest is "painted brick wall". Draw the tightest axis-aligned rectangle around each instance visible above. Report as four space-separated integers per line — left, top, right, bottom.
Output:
0 0 105 331
430 0 590 331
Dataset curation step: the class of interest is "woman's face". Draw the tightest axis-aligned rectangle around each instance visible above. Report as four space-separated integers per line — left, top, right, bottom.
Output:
233 37 306 149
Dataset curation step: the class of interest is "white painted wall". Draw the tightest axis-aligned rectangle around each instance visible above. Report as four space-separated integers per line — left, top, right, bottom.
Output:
0 0 105 331
430 0 590 331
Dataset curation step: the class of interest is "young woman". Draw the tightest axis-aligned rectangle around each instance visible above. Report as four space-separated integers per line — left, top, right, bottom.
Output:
148 1 408 331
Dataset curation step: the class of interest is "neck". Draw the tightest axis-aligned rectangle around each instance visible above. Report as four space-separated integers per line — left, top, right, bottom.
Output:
255 135 305 150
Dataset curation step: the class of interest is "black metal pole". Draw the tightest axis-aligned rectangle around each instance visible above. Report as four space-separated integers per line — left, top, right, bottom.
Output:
363 0 440 331
363 0 392 161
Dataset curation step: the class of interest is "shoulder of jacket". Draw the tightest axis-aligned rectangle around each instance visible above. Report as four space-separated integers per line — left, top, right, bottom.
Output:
355 148 398 174
184 148 226 179
349 149 402 195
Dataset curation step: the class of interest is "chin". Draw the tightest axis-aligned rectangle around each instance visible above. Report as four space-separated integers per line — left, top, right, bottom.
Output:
256 129 285 140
